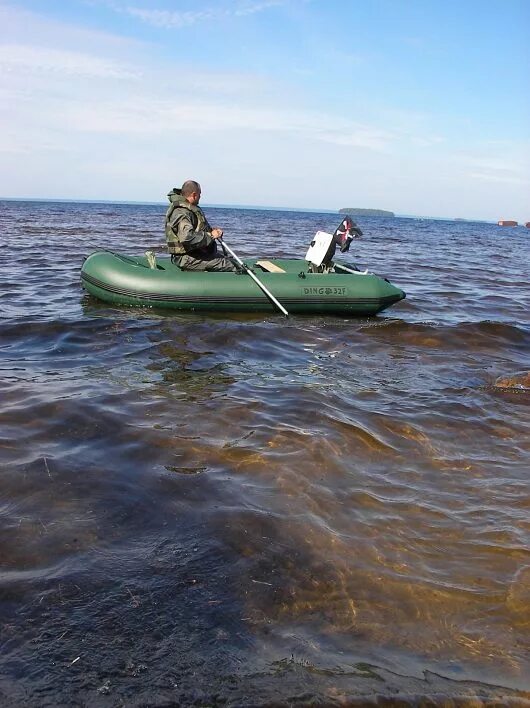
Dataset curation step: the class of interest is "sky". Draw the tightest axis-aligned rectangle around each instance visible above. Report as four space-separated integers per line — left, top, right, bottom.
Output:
0 0 529 221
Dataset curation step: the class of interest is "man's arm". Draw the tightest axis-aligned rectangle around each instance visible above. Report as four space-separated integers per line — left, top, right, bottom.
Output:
203 215 223 239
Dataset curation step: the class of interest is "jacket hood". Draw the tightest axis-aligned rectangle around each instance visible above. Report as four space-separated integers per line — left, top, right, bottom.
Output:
167 188 189 207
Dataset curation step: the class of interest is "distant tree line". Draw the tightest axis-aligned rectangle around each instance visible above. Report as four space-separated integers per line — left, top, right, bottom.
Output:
339 208 395 217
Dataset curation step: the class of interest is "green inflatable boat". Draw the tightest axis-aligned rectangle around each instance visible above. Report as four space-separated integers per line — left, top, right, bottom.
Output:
81 251 405 316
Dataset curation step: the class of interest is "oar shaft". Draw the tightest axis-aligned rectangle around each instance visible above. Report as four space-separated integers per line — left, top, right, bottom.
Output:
335 263 368 275
221 240 289 316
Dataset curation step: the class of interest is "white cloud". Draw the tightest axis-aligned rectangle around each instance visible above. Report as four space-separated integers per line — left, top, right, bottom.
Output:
124 7 217 28
317 127 397 151
233 0 284 16
57 94 397 153
0 2 425 158
0 3 143 51
468 170 530 186
452 152 530 187
118 0 284 28
409 135 444 148
0 43 140 79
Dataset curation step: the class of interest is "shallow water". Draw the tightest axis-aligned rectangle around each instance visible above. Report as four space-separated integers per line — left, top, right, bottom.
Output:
0 200 529 706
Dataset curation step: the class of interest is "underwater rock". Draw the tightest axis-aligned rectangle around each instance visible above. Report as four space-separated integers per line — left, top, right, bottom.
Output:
494 372 530 390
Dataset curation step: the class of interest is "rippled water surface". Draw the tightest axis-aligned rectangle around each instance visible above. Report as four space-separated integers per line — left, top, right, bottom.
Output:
1 200 529 706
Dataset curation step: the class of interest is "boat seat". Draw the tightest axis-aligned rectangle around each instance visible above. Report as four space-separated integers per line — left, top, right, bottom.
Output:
255 260 286 273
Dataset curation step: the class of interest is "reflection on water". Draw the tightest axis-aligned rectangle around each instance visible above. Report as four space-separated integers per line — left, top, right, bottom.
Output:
0 200 529 705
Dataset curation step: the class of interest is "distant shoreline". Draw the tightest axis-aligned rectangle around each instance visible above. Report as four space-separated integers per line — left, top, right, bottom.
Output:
0 196 496 223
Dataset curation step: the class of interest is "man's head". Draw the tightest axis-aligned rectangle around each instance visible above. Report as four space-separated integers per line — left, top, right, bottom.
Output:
181 180 201 205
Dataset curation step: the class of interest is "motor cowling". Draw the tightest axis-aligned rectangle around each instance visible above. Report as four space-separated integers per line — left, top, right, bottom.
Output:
305 217 363 272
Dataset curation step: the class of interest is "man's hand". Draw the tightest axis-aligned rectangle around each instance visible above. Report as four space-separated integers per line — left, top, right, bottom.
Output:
211 228 223 239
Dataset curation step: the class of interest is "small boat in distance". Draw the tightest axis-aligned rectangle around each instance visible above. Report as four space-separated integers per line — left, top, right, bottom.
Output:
498 220 518 227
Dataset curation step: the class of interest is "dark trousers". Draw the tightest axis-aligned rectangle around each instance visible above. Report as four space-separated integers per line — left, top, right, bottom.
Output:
172 253 238 272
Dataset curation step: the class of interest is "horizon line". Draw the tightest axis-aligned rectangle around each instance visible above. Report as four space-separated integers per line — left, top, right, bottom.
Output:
0 196 498 223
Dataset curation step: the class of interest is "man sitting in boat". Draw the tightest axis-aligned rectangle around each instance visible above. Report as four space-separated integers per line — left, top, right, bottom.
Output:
165 180 237 271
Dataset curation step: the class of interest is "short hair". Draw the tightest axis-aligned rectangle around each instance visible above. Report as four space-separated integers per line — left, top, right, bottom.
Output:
181 180 201 197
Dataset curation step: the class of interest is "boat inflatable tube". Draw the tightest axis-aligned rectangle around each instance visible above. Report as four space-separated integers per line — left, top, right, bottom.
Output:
81 252 406 316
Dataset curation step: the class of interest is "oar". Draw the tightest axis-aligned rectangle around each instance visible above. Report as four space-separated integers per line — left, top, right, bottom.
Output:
334 262 368 275
220 239 289 316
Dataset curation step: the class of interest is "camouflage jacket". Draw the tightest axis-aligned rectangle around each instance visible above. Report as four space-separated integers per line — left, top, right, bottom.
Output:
165 188 217 258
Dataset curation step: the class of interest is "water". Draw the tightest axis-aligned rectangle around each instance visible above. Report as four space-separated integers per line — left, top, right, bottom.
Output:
1 200 529 706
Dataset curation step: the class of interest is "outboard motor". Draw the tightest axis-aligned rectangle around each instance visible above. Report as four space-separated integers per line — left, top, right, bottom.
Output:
305 217 363 272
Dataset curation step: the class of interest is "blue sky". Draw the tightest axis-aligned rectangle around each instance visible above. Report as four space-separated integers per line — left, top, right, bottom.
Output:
0 0 528 220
